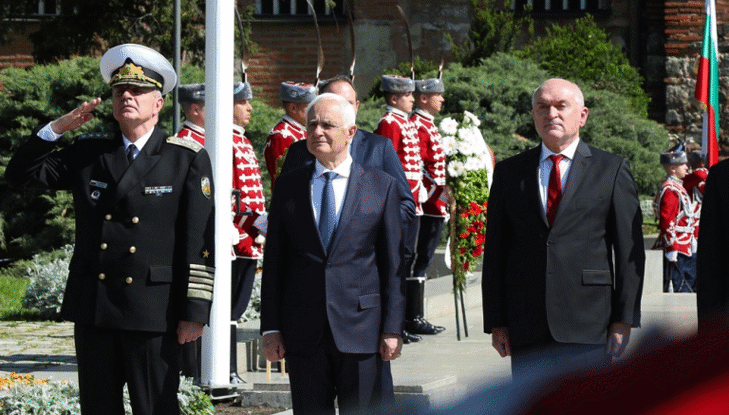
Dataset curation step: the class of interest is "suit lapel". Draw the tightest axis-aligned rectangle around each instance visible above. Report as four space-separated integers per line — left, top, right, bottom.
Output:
327 163 363 257
101 135 130 184
114 128 165 203
521 147 548 227
553 140 592 226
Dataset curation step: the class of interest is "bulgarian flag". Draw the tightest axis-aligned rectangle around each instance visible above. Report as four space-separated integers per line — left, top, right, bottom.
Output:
695 0 720 167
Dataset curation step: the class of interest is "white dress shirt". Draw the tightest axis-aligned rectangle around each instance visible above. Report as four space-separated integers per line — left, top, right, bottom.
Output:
311 155 353 227
538 138 580 214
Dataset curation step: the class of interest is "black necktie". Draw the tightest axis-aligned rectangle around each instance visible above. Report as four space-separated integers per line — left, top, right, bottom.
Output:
126 144 137 165
319 171 337 252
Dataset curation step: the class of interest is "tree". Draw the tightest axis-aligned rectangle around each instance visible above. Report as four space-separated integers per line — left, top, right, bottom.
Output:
450 0 534 66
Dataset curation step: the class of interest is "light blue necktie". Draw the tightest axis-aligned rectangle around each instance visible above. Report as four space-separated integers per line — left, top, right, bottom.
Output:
319 171 337 252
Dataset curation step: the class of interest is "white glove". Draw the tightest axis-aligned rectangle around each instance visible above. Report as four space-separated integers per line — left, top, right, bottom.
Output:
664 251 678 262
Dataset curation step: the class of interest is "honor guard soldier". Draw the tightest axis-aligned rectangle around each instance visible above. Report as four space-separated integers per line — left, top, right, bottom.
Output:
264 81 317 188
5 44 215 415
176 82 267 384
684 150 708 203
374 75 428 343
407 77 447 336
653 145 699 293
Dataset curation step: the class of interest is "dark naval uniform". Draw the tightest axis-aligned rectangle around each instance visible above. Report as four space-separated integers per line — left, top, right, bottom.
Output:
6 126 215 414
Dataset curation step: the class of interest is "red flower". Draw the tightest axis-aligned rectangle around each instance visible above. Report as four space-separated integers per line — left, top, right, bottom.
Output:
459 232 469 239
460 247 468 254
472 246 483 257
468 202 481 216
460 211 469 219
463 261 470 270
474 233 486 246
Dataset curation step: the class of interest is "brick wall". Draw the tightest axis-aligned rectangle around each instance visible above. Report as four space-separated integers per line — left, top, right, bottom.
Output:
0 22 37 71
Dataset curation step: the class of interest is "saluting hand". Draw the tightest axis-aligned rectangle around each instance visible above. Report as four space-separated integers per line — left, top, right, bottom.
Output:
50 98 102 135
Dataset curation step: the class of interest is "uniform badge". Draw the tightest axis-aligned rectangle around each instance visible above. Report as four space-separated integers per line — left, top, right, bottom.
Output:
90 190 101 200
201 176 212 199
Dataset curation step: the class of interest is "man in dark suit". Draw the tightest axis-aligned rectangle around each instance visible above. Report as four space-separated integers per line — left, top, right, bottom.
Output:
5 44 215 415
260 93 405 414
697 158 729 329
482 78 645 380
279 76 426 343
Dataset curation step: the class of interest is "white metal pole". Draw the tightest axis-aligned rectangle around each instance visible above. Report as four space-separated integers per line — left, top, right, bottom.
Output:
201 0 235 388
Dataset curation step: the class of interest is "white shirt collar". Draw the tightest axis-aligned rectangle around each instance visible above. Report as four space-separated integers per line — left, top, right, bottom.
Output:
540 137 580 162
183 120 205 135
386 106 410 118
282 114 305 131
414 108 434 121
123 128 155 152
314 154 353 180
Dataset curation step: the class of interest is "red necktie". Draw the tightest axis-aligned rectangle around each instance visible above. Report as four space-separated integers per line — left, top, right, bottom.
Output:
546 154 565 227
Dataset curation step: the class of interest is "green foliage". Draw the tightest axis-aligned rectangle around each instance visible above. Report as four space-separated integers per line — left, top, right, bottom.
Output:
416 53 668 197
0 375 214 414
21 245 73 320
451 0 534 66
517 14 650 117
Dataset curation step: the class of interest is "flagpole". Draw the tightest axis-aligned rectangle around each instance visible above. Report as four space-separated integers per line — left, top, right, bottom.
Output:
695 0 720 167
201 0 234 389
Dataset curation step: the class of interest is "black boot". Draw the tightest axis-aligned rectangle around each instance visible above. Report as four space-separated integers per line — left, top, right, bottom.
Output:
230 323 245 385
403 278 446 335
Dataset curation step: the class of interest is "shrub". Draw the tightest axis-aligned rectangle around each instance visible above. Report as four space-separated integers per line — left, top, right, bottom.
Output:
357 53 670 197
0 373 214 415
21 245 73 320
517 14 650 117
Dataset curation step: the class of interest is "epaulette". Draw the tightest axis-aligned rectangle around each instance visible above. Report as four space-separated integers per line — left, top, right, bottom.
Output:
166 136 203 153
78 132 114 140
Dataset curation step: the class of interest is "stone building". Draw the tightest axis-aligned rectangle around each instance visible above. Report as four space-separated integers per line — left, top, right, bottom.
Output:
3 1 729 146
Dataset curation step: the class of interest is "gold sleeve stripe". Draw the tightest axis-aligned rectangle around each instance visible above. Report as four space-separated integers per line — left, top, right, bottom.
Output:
188 282 213 293
190 270 214 280
189 276 214 287
188 289 213 302
190 264 215 273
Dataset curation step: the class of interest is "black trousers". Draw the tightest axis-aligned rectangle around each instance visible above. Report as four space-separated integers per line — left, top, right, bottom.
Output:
412 216 445 278
286 328 393 415
231 257 258 320
74 324 180 415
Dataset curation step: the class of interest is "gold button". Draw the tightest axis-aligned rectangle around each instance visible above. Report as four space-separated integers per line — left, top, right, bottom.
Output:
100 243 108 250
129 246 136 254
98 273 106 280
125 277 133 284
105 214 112 221
132 217 139 224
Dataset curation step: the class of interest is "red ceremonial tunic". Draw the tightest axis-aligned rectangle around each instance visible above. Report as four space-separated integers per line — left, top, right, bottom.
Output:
683 167 708 203
375 106 424 215
652 176 699 257
176 121 266 259
231 125 266 259
264 115 306 187
411 109 446 217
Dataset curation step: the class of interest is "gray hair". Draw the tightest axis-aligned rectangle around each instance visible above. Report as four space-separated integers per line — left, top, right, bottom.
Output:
306 92 356 128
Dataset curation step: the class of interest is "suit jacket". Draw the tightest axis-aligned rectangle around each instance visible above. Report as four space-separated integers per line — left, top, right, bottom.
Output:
279 129 416 226
697 159 729 323
260 161 405 356
5 126 216 333
481 140 645 347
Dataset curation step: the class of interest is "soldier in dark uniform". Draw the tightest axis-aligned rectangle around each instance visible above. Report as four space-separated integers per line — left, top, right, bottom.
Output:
5 43 215 415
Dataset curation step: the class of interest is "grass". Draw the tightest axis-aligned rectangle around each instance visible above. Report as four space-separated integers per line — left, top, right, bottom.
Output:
0 274 44 321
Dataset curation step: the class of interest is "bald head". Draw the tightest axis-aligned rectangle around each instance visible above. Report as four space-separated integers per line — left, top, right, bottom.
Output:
320 78 360 114
531 78 589 153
